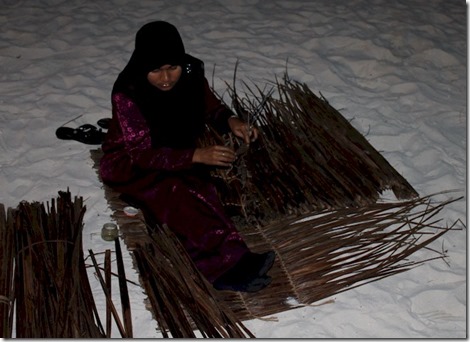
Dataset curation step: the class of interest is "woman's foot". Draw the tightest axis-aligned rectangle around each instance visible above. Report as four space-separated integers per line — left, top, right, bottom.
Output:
213 274 272 293
250 251 276 277
212 250 276 293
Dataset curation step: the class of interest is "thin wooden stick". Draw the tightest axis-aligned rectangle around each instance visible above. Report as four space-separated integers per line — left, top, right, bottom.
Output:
104 249 112 338
88 249 127 338
115 238 133 337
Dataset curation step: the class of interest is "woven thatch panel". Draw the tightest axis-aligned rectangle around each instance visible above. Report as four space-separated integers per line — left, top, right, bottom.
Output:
90 149 455 324
87 79 454 329
206 79 419 226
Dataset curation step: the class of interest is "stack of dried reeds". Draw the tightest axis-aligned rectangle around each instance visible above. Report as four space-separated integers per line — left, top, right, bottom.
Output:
203 75 419 226
0 191 106 338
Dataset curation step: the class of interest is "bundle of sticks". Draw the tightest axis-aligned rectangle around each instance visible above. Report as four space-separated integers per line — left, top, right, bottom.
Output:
0 191 105 338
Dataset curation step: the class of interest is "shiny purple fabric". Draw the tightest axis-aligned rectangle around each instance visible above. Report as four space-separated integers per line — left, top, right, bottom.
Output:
99 81 249 282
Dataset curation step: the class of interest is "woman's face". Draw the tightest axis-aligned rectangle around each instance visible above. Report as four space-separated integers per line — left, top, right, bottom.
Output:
147 64 182 91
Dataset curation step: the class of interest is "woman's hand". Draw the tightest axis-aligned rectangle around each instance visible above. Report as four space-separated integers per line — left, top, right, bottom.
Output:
192 145 236 167
228 116 258 144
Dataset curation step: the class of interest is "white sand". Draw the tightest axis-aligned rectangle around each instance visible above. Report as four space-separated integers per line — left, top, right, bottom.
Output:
0 0 466 338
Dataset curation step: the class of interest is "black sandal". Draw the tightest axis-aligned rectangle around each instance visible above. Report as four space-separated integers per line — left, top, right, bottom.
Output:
97 118 111 129
55 124 106 145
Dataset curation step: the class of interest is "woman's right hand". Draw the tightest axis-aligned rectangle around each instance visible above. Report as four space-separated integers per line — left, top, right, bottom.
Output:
192 145 236 167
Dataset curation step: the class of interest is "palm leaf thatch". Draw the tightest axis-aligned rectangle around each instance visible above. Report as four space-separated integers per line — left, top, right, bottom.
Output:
86 74 462 335
204 74 419 226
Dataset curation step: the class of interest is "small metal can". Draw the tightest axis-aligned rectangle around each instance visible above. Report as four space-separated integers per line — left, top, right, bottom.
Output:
101 223 119 241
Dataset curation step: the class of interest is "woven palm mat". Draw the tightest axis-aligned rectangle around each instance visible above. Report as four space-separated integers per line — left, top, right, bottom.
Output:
90 154 457 324
89 78 458 326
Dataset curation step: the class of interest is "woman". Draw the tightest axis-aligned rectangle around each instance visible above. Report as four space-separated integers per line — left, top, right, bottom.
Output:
100 21 274 292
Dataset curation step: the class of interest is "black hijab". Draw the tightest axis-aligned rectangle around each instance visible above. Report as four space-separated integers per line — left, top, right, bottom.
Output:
113 21 206 149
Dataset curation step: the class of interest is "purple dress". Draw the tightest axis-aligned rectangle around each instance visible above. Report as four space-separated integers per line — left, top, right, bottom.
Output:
99 79 250 283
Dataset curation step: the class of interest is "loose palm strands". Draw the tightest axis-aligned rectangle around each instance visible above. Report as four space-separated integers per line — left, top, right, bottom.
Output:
205 75 419 226
261 194 460 302
132 223 254 338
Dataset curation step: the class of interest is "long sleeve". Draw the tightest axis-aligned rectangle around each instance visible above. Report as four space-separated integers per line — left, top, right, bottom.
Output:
100 92 195 187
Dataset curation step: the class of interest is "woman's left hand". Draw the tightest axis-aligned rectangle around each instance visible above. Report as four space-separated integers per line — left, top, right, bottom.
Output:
228 116 259 144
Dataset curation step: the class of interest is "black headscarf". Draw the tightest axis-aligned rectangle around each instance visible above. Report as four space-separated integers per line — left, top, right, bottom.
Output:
113 21 206 149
